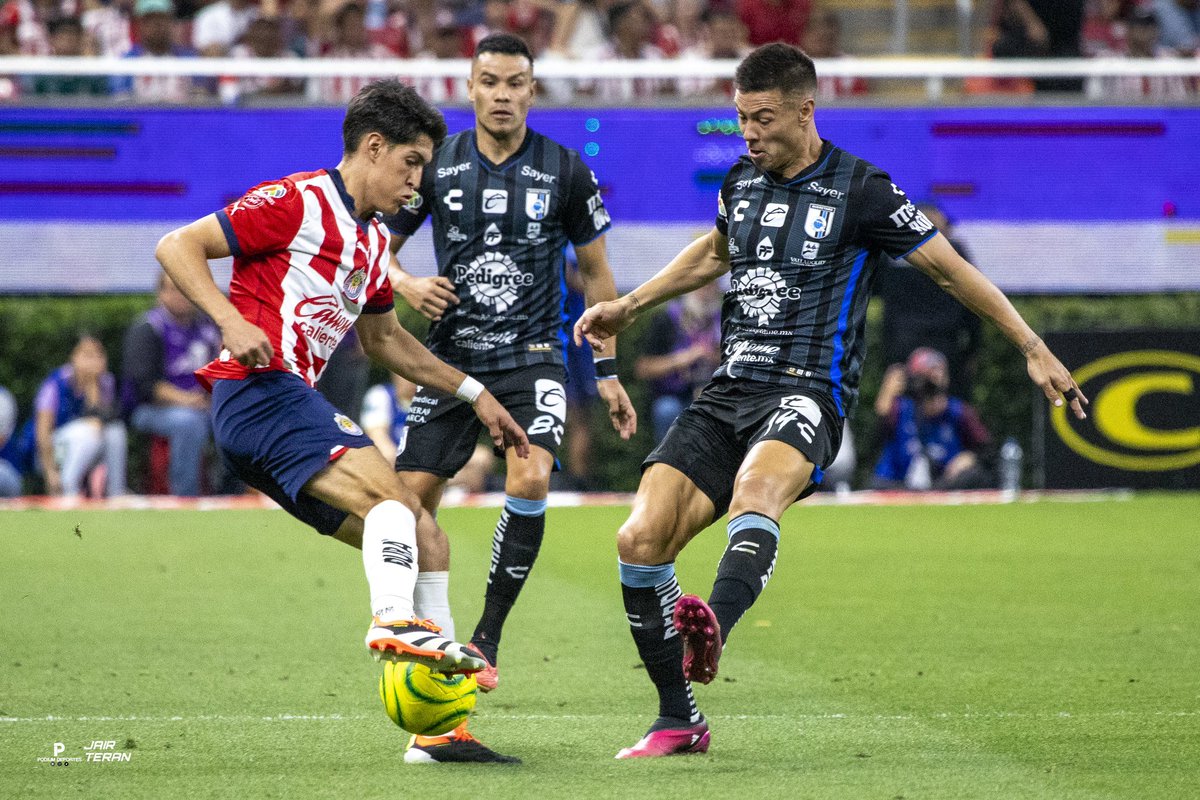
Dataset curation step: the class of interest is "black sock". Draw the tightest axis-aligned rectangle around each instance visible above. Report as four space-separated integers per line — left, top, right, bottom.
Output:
707 513 780 642
470 497 546 665
619 561 701 728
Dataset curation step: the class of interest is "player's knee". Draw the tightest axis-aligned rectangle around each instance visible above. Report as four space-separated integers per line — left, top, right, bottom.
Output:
505 470 549 501
617 516 674 564
361 476 421 519
730 470 794 519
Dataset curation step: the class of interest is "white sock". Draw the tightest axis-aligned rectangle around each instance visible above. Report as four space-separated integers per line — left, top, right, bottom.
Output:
414 571 455 640
363 500 418 622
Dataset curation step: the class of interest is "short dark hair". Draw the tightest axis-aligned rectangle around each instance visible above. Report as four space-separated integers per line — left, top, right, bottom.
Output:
735 43 817 98
342 79 447 153
474 32 534 65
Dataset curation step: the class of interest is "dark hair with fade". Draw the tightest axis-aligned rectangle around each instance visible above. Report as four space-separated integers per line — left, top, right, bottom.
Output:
734 43 818 98
342 79 447 153
474 32 534 65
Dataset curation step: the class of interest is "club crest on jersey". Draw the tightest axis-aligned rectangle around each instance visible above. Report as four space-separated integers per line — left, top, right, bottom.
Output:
334 413 363 436
526 188 550 220
482 189 508 214
484 223 502 246
805 204 836 239
342 267 368 302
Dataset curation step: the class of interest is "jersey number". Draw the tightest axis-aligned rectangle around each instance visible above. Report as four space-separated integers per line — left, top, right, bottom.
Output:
528 414 564 445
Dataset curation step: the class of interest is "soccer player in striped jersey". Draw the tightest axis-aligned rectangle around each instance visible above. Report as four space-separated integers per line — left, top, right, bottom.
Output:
576 44 1090 758
155 80 529 683
382 33 636 764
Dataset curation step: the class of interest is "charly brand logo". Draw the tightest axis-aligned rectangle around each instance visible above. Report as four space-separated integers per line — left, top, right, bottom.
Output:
1051 350 1200 471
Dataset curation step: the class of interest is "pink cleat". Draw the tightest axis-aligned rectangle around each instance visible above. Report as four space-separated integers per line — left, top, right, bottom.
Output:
615 721 710 759
673 594 723 684
464 643 498 693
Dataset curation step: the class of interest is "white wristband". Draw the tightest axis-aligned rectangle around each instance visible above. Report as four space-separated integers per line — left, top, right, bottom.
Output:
455 376 484 404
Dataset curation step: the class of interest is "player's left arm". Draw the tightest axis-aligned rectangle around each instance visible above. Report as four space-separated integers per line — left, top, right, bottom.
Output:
575 235 636 440
355 312 529 457
906 234 1088 419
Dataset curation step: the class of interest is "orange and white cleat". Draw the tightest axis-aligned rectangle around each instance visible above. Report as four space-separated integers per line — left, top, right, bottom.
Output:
365 617 486 675
464 643 499 693
404 722 521 764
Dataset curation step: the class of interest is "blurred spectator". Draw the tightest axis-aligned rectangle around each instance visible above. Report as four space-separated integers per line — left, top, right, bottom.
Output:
593 0 672 101
1153 0 1200 54
875 202 981 401
736 0 809 47
679 7 751 96
0 386 22 497
33 16 111 95
360 373 416 465
122 273 220 497
992 0 1087 91
35 334 127 498
229 15 304 96
1 6 20 101
11 0 51 54
1082 0 1132 56
871 348 992 492
562 266 598 490
803 9 867 99
307 1 397 104
80 0 132 57
634 283 721 444
1098 9 1194 98
192 0 257 56
413 8 469 103
114 0 210 102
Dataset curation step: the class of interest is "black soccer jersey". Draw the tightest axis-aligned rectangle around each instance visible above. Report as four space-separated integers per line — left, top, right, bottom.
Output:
385 128 611 373
714 140 937 415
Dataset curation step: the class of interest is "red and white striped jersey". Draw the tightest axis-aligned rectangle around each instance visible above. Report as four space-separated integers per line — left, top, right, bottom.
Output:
196 168 394 390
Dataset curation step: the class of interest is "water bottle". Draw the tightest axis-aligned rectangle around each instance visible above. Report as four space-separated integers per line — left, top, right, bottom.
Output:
999 437 1023 498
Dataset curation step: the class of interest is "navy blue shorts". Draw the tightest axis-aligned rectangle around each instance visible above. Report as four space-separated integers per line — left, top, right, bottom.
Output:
211 372 372 535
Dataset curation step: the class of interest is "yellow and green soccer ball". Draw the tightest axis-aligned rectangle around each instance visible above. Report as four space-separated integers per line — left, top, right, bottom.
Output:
378 661 477 736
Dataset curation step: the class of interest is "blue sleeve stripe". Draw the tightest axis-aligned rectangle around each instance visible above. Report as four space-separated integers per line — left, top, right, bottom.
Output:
216 210 242 258
897 230 938 260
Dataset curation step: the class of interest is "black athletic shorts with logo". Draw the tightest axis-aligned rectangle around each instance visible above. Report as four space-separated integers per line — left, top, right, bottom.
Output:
395 364 567 478
644 377 843 520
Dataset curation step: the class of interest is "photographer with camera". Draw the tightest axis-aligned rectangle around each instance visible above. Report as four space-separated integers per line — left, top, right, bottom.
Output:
871 347 993 491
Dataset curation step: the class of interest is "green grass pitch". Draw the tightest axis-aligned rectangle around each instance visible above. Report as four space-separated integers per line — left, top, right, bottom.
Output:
2 494 1198 799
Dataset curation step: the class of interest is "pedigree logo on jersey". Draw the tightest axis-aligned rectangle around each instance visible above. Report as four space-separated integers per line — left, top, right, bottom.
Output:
452 252 533 313
804 204 836 239
732 266 801 324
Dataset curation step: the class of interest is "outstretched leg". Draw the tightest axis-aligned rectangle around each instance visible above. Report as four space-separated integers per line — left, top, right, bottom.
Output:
615 463 716 759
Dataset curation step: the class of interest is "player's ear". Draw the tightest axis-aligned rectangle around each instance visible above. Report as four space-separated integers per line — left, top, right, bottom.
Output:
363 131 387 161
529 77 538 102
799 96 815 124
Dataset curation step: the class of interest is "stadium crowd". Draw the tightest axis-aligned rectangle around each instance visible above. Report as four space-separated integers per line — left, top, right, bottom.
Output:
2 0 1199 102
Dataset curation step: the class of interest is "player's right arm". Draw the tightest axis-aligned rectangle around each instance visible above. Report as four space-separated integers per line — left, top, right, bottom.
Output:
155 215 274 368
386 234 459 322
574 227 730 351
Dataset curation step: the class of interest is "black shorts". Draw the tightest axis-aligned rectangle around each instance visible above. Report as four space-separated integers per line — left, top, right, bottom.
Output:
644 378 843 520
395 364 566 478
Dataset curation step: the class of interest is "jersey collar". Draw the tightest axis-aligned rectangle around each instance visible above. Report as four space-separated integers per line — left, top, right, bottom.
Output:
327 167 373 232
472 127 534 172
766 139 834 186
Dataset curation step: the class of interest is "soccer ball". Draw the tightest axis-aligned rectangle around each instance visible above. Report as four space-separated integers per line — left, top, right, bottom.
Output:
378 661 477 736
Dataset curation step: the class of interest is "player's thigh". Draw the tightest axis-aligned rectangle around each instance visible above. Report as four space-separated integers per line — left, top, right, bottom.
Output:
618 463 716 565
304 445 420 519
729 440 815 520
504 444 554 500
397 470 449 514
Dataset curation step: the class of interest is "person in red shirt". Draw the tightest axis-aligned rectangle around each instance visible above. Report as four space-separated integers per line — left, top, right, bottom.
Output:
155 79 529 676
736 0 811 46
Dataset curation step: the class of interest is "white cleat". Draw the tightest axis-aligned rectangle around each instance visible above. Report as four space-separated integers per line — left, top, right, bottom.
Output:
365 617 485 674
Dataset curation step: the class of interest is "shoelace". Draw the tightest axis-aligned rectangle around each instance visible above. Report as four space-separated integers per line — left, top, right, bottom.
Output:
378 617 442 634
